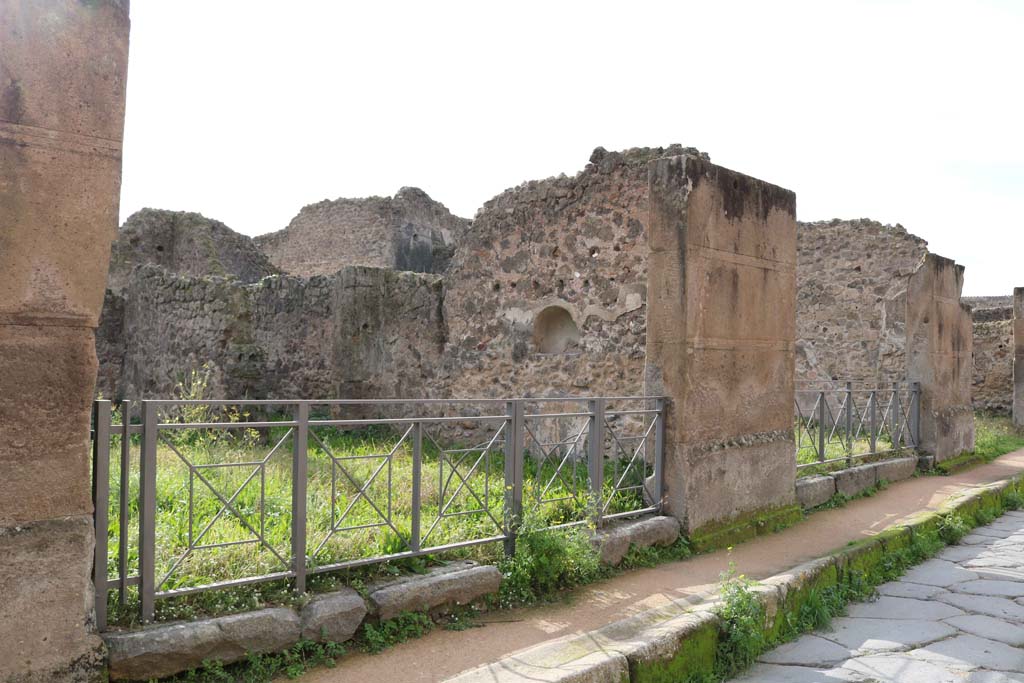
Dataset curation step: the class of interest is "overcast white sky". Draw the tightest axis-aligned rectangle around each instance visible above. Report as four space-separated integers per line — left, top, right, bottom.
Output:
119 0 1023 296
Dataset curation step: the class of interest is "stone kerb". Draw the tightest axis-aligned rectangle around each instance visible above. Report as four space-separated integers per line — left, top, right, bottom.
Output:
644 154 799 547
906 254 976 461
1014 288 1024 428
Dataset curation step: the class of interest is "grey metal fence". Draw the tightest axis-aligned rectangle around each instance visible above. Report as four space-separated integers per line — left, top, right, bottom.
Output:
90 396 665 629
795 381 921 470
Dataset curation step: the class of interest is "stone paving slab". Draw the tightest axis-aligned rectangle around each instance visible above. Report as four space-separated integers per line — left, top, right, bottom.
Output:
735 512 1024 683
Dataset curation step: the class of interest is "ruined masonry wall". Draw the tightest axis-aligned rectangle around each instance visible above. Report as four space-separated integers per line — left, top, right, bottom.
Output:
972 319 1013 414
108 209 278 293
255 187 468 277
796 219 927 386
441 145 705 399
96 265 445 402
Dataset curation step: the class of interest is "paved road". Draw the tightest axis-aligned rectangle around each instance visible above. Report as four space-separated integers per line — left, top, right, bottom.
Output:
734 510 1024 683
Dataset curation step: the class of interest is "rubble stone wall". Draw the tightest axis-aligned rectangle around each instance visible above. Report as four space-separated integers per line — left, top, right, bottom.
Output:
254 187 467 277
795 219 927 387
107 209 278 293
972 319 1014 414
96 265 445 402
441 145 705 400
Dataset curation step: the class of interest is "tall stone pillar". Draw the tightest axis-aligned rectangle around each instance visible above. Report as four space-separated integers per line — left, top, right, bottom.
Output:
644 155 799 550
1014 288 1024 429
905 254 975 461
0 2 129 681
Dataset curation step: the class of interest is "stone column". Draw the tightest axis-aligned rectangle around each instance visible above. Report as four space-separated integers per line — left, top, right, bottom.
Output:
1014 288 1024 429
0 2 129 681
644 155 799 550
905 254 975 462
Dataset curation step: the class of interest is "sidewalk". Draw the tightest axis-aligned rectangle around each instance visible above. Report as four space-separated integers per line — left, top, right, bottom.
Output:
299 450 1024 683
733 509 1024 682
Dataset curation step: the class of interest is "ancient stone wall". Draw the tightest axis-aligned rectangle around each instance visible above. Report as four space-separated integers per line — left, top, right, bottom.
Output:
441 146 705 400
795 219 927 386
97 265 445 403
1015 289 1024 428
972 319 1014 414
107 209 277 292
255 187 466 277
906 254 975 461
0 2 129 680
645 154 798 541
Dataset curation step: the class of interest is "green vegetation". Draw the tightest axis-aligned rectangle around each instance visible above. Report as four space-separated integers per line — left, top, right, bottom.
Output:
497 505 604 608
161 639 347 682
794 413 906 478
975 413 1024 460
359 611 434 654
99 370 649 625
932 414 1024 474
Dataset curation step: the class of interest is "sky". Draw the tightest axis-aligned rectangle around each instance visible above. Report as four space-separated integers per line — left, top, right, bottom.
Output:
119 0 1024 296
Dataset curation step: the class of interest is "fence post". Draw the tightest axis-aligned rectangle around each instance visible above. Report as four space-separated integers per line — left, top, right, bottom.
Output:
911 381 922 448
891 382 901 449
139 401 158 624
587 398 605 529
869 390 878 455
817 390 827 462
410 420 422 552
292 402 308 595
503 400 524 557
845 381 854 467
653 398 666 514
118 401 132 607
91 400 111 632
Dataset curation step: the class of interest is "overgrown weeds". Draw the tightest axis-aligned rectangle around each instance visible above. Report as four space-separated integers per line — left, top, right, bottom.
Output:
497 504 604 608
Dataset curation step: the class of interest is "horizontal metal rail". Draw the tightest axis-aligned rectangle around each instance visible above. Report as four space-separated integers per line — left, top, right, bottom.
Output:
90 395 665 629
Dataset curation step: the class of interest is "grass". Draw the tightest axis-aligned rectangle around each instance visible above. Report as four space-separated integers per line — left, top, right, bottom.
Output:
98 399 651 626
973 413 1024 461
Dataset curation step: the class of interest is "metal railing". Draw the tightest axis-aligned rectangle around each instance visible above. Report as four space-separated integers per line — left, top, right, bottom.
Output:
90 396 665 629
795 381 921 470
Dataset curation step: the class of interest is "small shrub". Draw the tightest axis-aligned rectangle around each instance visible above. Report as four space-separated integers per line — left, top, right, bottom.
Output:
713 564 767 679
164 640 345 682
497 506 602 608
360 611 433 653
938 512 971 544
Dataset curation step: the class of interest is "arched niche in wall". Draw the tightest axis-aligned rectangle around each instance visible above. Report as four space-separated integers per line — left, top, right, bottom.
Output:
532 305 580 354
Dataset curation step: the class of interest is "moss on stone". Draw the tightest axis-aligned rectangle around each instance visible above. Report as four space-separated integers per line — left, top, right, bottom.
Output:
630 619 719 683
688 505 804 553
935 451 989 475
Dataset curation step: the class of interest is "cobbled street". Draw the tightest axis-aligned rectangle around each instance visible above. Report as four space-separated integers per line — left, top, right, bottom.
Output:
734 511 1024 682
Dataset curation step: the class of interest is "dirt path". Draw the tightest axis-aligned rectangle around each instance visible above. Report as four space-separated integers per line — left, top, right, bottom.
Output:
298 450 1024 683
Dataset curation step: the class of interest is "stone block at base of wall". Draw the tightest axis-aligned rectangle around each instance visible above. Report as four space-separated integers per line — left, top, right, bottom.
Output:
105 561 504 680
875 456 919 483
795 475 837 509
300 587 367 643
105 608 301 681
368 561 503 621
833 463 879 497
795 457 920 509
0 516 105 683
593 516 681 566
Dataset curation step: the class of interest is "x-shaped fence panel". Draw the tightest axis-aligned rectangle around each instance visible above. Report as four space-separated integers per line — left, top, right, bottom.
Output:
795 383 920 470
308 423 411 561
99 397 666 627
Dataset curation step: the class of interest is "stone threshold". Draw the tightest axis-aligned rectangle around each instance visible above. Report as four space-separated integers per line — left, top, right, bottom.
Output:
443 475 1024 682
104 516 680 681
796 455 919 509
